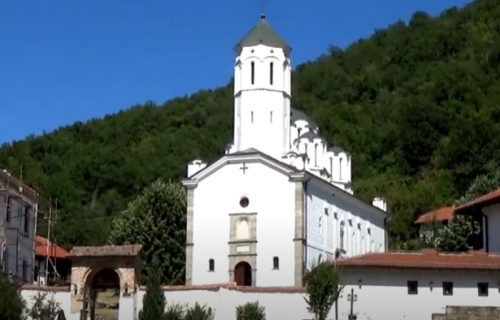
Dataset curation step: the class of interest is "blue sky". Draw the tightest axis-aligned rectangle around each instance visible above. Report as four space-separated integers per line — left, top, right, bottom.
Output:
0 0 471 143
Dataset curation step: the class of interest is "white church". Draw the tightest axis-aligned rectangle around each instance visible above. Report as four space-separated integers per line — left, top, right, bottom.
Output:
181 13 387 287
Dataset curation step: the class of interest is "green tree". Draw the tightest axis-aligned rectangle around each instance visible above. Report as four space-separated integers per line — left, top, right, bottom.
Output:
236 301 266 320
0 270 25 320
139 257 166 320
108 179 186 283
303 257 343 320
437 214 480 252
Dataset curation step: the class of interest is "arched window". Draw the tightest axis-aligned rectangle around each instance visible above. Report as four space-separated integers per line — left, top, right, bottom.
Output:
273 256 279 269
270 62 274 85
339 223 345 250
339 158 343 180
329 157 333 177
236 218 250 239
314 144 318 166
209 259 214 271
251 61 255 85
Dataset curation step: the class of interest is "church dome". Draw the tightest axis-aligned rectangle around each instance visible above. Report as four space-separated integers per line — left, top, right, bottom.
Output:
234 14 291 55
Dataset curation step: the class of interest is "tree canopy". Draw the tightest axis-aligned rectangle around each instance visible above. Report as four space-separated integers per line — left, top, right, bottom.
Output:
0 0 499 249
108 179 186 284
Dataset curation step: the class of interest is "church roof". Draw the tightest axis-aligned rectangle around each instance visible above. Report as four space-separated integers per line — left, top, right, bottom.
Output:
234 14 291 55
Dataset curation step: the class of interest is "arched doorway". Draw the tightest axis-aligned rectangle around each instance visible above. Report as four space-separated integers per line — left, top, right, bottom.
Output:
234 261 252 286
86 268 121 320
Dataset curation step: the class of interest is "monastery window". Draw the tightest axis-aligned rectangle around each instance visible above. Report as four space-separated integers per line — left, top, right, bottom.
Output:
251 61 255 85
478 282 488 296
251 111 254 123
339 224 345 251
297 128 302 138
270 62 274 85
270 111 273 123
23 205 30 233
236 218 250 239
22 260 28 282
329 158 333 177
239 197 249 208
407 281 418 295
273 256 279 270
6 196 11 222
209 259 214 272
339 158 343 180
443 282 453 296
319 217 323 234
314 144 318 166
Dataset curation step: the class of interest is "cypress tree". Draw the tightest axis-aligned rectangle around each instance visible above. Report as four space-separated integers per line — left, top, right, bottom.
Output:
139 256 166 320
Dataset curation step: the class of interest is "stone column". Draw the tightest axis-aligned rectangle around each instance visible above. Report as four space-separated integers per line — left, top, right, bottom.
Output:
291 173 308 287
185 186 195 285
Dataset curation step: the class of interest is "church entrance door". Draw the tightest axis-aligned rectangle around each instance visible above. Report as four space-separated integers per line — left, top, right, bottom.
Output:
234 261 252 286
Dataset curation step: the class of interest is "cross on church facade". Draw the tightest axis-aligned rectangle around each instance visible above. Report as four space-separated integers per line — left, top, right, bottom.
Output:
240 163 249 174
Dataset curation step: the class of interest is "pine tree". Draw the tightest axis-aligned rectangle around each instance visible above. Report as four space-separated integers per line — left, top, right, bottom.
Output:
0 269 25 320
139 256 166 320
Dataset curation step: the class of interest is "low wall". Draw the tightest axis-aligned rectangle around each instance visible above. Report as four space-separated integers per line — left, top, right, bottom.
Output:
137 283 311 320
433 306 500 320
21 285 77 320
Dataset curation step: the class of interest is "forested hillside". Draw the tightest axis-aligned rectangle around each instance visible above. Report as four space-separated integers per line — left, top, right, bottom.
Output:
2 0 500 249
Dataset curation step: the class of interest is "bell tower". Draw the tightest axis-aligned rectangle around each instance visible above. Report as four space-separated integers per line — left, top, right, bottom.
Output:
232 14 292 159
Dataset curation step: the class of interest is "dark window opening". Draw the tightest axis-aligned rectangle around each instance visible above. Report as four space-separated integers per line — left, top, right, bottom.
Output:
23 206 30 233
407 281 418 294
270 62 274 85
22 260 28 282
209 259 214 272
251 61 255 85
273 257 279 269
478 282 488 296
34 266 39 281
240 197 249 208
443 282 453 296
6 197 11 222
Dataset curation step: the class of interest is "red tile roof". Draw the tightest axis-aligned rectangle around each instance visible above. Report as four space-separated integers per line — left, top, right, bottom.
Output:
335 249 500 271
454 188 500 212
35 236 68 259
414 207 453 224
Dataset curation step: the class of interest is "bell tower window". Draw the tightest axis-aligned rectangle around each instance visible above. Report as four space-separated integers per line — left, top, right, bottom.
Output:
270 62 274 85
251 61 255 85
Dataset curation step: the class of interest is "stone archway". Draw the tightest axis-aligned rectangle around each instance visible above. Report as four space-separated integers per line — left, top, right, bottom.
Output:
68 244 144 319
86 268 121 320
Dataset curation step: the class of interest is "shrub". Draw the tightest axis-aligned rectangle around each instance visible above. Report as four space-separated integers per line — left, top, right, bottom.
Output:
0 269 25 320
164 302 185 320
303 256 344 320
236 301 265 320
27 291 61 320
184 302 214 320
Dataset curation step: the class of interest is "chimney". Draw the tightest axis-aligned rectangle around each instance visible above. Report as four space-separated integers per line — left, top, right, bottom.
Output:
372 197 387 212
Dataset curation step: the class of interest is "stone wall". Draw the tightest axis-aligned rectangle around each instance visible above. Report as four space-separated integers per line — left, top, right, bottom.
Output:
433 306 500 320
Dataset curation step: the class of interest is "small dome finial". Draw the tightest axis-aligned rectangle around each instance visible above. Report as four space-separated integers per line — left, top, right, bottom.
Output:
260 13 266 19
